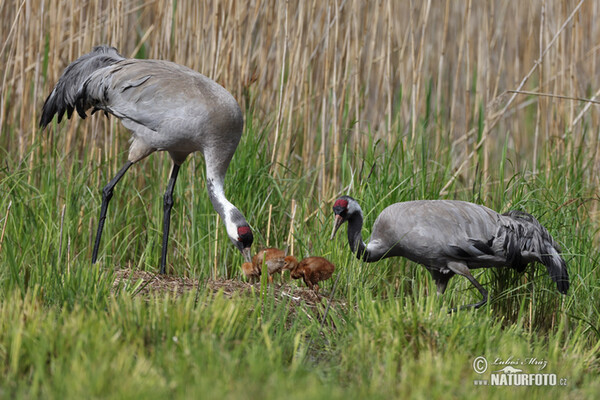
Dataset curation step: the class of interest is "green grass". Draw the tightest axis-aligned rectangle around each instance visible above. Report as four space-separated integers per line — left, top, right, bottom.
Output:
1 109 599 399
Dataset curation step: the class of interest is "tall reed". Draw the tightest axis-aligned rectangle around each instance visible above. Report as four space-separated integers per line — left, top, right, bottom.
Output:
1 1 598 204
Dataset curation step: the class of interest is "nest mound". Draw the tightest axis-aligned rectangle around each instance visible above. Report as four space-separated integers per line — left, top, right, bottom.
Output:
111 268 342 308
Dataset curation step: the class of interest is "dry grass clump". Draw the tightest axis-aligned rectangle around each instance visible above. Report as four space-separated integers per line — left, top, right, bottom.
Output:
112 268 199 297
112 268 341 310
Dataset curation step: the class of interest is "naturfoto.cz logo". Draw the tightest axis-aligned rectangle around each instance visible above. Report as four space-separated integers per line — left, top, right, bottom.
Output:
472 356 568 387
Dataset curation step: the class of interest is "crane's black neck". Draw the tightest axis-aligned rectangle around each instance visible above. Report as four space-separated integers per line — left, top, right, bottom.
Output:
347 212 370 261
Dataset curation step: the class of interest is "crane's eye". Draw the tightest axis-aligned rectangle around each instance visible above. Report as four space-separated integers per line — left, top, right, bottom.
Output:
332 205 347 216
332 198 349 216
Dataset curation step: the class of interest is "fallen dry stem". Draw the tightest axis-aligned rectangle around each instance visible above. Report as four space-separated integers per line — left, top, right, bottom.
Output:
507 90 600 105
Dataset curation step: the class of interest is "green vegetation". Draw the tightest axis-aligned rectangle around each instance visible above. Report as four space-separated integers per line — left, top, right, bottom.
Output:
1 111 599 398
1 1 600 398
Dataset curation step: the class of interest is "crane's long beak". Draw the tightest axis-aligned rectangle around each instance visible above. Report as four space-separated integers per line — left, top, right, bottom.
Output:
242 247 252 263
330 215 344 240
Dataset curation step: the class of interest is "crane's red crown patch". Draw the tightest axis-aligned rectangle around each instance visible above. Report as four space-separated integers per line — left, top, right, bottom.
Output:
238 226 252 236
334 199 348 208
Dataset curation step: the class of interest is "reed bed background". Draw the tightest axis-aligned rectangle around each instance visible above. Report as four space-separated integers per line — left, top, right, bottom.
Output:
1 1 600 398
2 0 600 195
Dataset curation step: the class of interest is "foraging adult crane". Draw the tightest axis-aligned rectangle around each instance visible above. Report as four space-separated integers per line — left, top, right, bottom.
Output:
330 195 569 309
39 45 253 273
283 256 335 292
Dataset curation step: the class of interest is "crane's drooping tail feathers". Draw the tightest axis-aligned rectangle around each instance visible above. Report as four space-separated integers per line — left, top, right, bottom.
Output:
502 210 569 294
39 46 124 128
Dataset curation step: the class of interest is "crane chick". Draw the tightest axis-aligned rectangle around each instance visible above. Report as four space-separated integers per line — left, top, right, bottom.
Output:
241 262 260 283
251 248 287 283
283 256 335 292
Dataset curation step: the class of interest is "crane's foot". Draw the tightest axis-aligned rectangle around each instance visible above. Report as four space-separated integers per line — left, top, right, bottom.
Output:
448 298 488 314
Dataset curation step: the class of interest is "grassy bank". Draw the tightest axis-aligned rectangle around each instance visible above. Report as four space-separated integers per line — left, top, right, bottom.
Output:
1 0 600 398
1 112 599 398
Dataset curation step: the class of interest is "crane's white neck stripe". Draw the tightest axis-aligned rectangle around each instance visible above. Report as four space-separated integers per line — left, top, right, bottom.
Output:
206 178 243 239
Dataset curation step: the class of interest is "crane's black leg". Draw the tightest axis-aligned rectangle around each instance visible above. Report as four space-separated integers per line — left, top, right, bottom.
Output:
160 163 181 274
446 261 488 312
92 161 133 264
428 268 453 295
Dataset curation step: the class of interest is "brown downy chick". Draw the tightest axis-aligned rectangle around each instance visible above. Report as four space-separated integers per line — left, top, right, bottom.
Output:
253 248 286 282
242 262 260 283
284 256 335 292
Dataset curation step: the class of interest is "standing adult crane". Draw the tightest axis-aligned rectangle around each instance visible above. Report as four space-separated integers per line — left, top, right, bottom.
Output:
39 46 253 273
330 195 569 309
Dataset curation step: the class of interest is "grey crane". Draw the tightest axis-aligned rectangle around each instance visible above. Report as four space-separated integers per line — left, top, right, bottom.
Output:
39 45 253 273
330 195 569 309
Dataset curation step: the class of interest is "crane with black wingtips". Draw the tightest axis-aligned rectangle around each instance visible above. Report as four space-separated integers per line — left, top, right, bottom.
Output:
40 46 253 273
330 195 568 310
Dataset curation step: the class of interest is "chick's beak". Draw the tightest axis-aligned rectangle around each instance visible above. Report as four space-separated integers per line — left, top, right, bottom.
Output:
242 247 252 263
330 215 344 240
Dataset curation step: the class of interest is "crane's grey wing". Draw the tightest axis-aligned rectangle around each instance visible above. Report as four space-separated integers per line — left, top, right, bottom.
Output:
78 59 242 137
368 200 506 267
40 46 124 127
497 210 568 292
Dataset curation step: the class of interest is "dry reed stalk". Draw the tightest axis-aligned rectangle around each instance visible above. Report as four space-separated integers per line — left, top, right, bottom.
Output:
67 0 74 62
67 235 71 274
449 2 466 146
270 0 289 171
0 44 13 150
416 0 432 139
0 201 12 255
338 21 350 140
77 205 84 235
79 4 91 153
287 199 296 257
440 0 586 195
331 0 340 191
0 0 25 62
532 1 545 175
408 0 417 144
481 4 490 194
16 7 25 160
508 90 600 105
2 0 600 210
463 0 472 175
572 87 600 126
280 91 295 170
491 38 506 108
321 4 331 197
211 2 222 80
28 1 45 182
58 204 66 260
319 96 326 198
266 204 272 247
567 5 580 170
277 2 304 169
302 74 311 182
499 1 585 127
435 0 451 155
384 0 391 145
130 24 154 58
